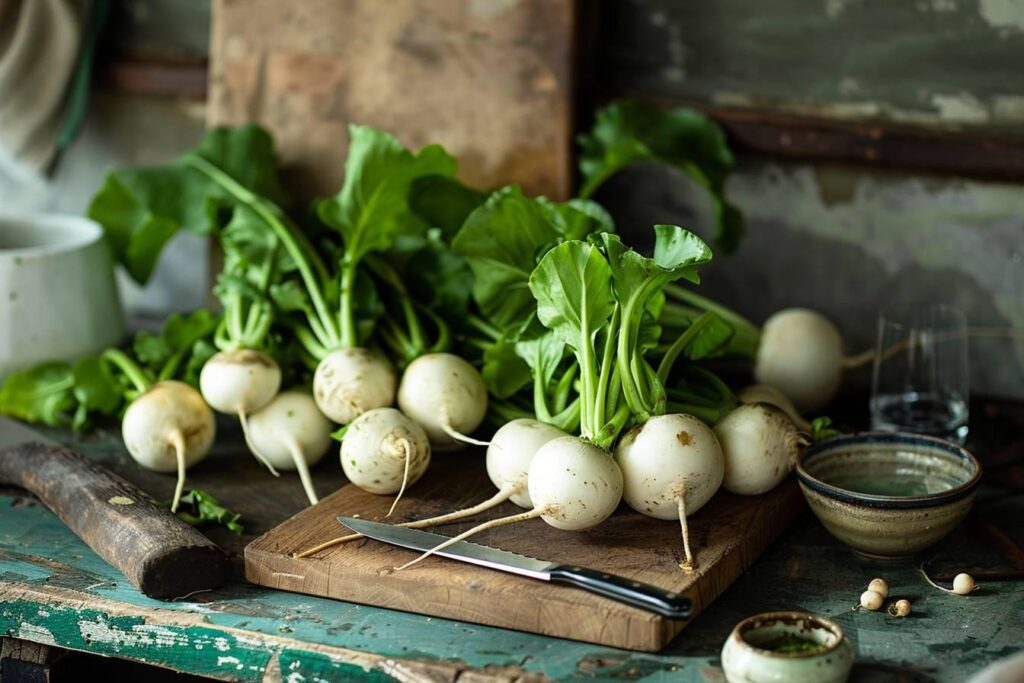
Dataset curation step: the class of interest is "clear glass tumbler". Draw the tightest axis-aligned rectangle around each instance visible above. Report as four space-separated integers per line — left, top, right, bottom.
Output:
869 303 969 444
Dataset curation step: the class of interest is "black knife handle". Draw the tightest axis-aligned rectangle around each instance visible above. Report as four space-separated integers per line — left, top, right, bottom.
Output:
547 565 691 619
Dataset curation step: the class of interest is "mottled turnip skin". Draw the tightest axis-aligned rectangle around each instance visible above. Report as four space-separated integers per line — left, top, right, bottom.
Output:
313 348 396 424
716 403 802 496
614 414 723 520
248 391 333 471
754 308 844 412
341 407 431 495
200 349 281 414
122 381 215 472
487 419 567 508
397 353 487 451
528 436 623 530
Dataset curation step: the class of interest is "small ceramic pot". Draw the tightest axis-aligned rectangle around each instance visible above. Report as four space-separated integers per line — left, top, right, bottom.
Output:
721 611 853 683
0 213 124 379
796 432 981 559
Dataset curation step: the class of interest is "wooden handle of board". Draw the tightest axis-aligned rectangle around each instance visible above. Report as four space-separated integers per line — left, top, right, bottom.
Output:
0 441 232 599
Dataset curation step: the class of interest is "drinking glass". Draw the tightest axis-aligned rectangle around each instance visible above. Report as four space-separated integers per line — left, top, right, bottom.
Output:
869 303 969 444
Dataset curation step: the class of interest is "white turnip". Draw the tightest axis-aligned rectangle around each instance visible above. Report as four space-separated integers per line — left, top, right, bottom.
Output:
395 435 623 570
247 391 333 505
121 380 216 513
753 308 846 412
341 407 431 516
737 383 810 432
313 348 396 424
614 414 724 570
714 403 806 496
200 348 282 473
397 352 489 450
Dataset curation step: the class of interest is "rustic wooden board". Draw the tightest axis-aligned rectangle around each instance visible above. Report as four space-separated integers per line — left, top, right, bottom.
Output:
208 0 576 200
245 452 804 651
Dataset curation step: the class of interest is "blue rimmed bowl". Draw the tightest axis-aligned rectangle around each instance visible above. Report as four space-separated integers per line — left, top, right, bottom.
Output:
795 432 982 559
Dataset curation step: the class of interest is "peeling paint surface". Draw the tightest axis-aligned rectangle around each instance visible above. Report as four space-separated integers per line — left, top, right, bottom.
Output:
603 0 1024 128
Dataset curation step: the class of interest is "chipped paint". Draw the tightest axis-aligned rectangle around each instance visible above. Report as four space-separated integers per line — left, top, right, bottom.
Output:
930 92 991 124
979 0 1024 31
16 621 57 645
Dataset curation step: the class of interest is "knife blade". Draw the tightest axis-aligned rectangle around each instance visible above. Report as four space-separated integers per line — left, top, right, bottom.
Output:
339 516 691 619
0 415 232 598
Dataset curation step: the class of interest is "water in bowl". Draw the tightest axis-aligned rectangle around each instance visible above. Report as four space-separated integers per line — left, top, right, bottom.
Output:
870 391 968 445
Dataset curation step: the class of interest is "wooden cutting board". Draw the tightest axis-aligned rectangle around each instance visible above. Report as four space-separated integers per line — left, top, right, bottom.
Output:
245 453 804 651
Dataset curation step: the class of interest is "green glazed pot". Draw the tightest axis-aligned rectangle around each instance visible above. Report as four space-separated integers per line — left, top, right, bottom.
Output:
721 611 853 683
795 432 981 559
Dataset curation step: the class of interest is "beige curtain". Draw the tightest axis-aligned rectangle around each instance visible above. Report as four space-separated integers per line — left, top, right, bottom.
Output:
0 0 88 171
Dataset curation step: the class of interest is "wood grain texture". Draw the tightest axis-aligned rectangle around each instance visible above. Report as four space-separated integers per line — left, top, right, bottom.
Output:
0 442 231 599
208 0 576 200
245 452 804 651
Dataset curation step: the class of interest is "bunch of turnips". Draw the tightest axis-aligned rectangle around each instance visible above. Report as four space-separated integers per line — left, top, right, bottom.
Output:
0 102 852 566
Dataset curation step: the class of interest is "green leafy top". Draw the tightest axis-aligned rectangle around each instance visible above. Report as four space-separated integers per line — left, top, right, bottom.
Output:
0 310 220 430
317 125 458 348
172 489 244 535
578 101 742 253
88 125 288 284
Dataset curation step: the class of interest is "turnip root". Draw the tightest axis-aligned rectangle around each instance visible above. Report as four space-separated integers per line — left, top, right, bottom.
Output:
614 414 724 571
397 353 488 450
292 418 565 558
341 407 431 516
313 348 396 425
394 435 623 571
737 383 810 432
248 391 333 505
200 349 282 473
121 381 216 513
754 309 845 412
714 403 807 496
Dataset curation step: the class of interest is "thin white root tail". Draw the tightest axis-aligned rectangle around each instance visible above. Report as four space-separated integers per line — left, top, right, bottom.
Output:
169 429 187 514
394 507 546 572
292 533 363 558
239 409 279 477
290 485 519 559
403 484 517 529
286 437 318 506
387 439 413 518
676 494 695 572
440 419 491 448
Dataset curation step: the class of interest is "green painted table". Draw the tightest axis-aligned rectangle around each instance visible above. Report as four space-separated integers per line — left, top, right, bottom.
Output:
1 400 1023 682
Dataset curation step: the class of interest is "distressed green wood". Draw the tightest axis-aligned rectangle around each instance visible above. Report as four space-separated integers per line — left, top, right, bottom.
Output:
601 0 1024 131
1 423 1022 681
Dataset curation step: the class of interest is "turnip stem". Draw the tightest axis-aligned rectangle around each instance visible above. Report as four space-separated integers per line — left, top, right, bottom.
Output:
386 439 412 518
239 410 280 477
291 485 519 559
169 429 187 514
394 507 546 572
286 438 318 506
186 155 339 347
101 349 152 394
676 493 694 572
657 311 715 384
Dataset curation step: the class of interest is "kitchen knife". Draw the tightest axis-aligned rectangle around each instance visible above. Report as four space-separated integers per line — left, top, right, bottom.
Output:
0 416 232 599
339 516 691 619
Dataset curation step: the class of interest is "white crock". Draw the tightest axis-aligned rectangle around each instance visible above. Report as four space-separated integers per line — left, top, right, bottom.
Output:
0 213 124 379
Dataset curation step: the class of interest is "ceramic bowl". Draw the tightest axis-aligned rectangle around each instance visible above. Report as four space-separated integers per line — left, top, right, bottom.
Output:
795 432 981 559
0 213 124 380
721 611 853 683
